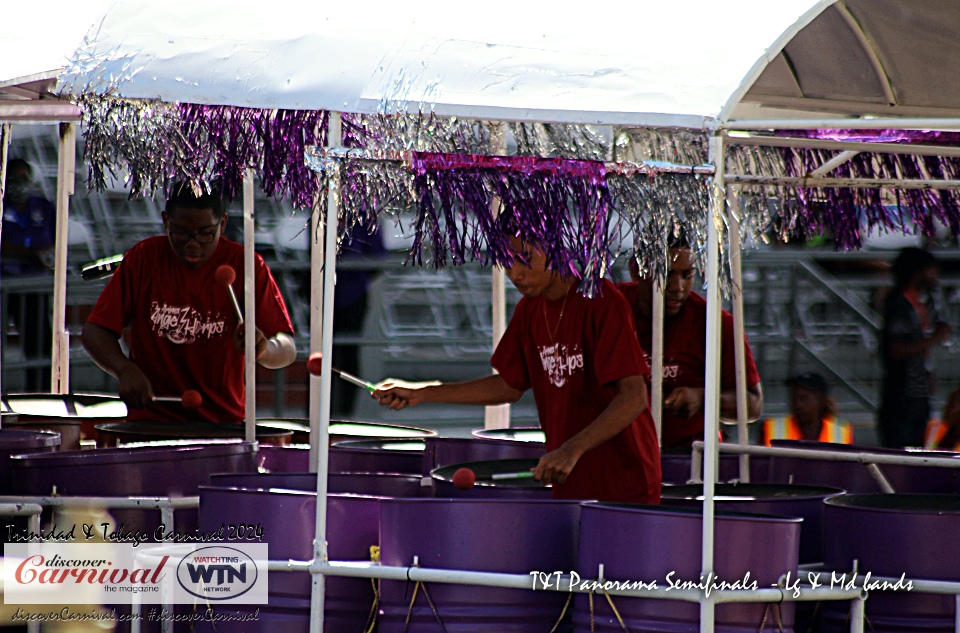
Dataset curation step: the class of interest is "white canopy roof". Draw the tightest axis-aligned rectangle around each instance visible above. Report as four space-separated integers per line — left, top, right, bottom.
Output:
55 0 960 128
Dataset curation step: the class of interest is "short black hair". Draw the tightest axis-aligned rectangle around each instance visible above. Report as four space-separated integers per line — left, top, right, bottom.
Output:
165 180 226 219
7 158 32 174
891 247 937 289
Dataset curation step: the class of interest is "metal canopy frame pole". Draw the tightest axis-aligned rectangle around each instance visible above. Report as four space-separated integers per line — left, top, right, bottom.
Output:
310 112 341 633
0 123 9 401
700 133 726 633
51 122 75 395
485 122 509 429
243 170 256 441
727 188 750 482
652 241 666 444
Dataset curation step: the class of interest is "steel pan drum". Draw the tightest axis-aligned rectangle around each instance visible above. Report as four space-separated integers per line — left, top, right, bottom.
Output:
431 458 551 499
822 494 960 632
769 440 960 493
4 393 127 450
10 439 258 537
257 444 310 472
378 498 581 633
0 429 61 494
330 438 426 474
94 420 293 447
210 471 423 497
256 418 437 445
660 448 770 485
661 482 844 564
421 436 546 477
197 485 382 633
576 503 801 632
470 427 546 443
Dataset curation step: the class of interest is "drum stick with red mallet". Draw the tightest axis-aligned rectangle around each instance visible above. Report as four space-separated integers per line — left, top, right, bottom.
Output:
215 265 244 324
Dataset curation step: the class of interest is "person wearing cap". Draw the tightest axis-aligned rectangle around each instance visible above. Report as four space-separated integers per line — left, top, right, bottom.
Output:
878 247 952 449
617 237 763 449
762 372 853 445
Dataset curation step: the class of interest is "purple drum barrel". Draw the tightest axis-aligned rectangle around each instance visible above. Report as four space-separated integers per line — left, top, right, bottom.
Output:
4 393 127 450
822 494 960 632
197 486 381 633
257 444 310 472
660 483 844 564
432 459 551 499
576 503 801 632
660 448 770 485
211 471 423 497
379 498 581 632
9 440 258 537
769 440 960 493
256 418 437 446
330 438 426 474
0 429 60 493
94 420 293 447
421 436 546 477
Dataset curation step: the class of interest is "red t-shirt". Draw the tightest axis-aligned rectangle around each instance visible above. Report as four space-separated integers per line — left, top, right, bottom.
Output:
617 283 761 449
86 236 294 424
491 279 661 503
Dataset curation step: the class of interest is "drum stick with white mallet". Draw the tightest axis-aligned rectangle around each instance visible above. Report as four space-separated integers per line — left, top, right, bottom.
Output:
215 264 244 323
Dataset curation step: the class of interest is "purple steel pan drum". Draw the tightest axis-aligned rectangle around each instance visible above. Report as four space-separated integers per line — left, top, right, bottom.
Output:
421 436 546 476
9 440 258 537
660 483 844 564
470 426 546 443
660 448 771 485
431 458 551 499
822 494 960 633
256 443 311 472
94 420 294 447
768 440 960 493
0 429 60 493
378 497 581 633
4 392 127 450
330 438 427 474
576 503 801 632
256 418 436 446
211 471 423 497
197 485 381 633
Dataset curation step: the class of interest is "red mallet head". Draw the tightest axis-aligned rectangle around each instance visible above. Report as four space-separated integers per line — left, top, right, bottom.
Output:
452 467 476 491
215 264 236 287
306 352 323 377
182 390 203 410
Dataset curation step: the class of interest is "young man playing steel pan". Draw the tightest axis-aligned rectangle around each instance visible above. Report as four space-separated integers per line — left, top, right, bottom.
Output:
82 182 296 424
616 236 763 449
374 233 661 504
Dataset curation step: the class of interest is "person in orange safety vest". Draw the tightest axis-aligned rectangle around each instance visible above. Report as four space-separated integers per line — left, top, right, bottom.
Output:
763 372 853 446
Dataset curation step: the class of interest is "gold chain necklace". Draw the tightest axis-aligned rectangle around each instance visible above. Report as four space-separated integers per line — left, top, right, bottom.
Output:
543 287 571 354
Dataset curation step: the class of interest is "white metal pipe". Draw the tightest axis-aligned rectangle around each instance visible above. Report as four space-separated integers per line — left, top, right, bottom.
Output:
810 151 860 178
243 170 256 442
485 122 510 429
835 1 896 106
51 122 75 394
652 245 665 444
955 594 959 633
0 123 9 403
694 440 960 468
0 495 199 509
725 118 960 131
700 133 725 633
0 502 42 516
724 132 960 158
308 175 324 472
727 190 750 483
864 463 896 493
310 112 341 633
850 594 865 633
725 175 960 189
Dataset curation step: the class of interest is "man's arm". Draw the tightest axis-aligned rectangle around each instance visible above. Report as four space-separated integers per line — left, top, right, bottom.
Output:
535 374 648 485
887 323 952 360
664 383 764 422
258 332 297 369
374 373 523 410
81 322 154 409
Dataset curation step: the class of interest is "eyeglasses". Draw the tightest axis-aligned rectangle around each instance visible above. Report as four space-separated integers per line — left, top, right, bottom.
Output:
167 222 221 245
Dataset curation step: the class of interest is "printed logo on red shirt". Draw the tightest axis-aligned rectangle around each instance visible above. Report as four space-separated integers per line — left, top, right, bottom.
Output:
539 343 584 388
642 352 680 379
150 302 226 345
